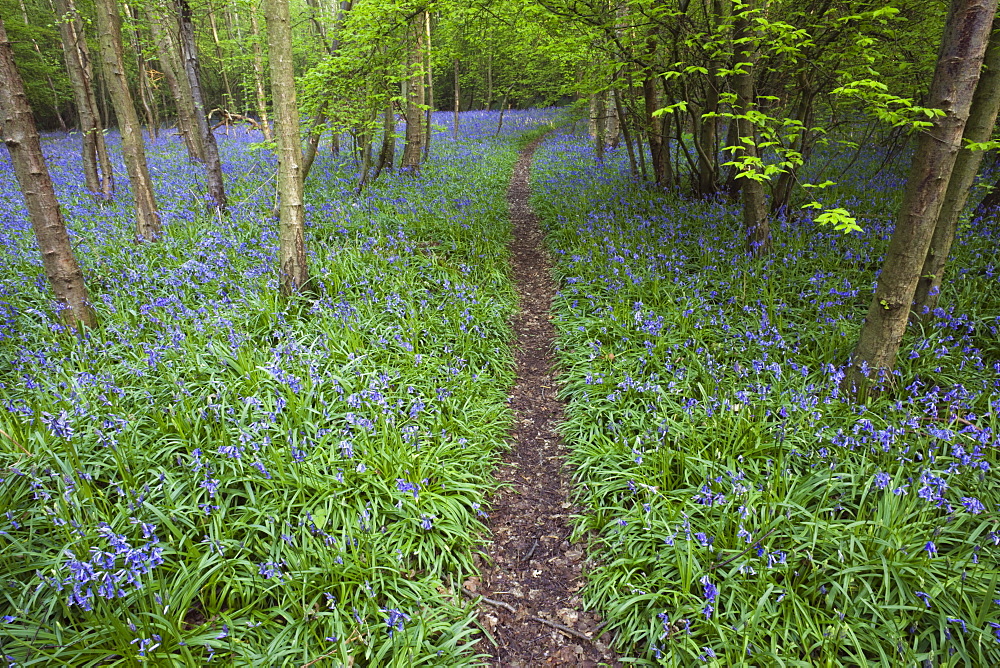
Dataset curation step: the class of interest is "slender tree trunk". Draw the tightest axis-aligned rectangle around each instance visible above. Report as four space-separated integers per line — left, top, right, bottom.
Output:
93 0 161 241
264 0 309 295
123 3 157 140
248 9 273 142
845 0 997 396
373 97 396 180
591 91 606 163
401 11 425 172
177 0 227 213
17 0 67 132
423 11 433 161
0 17 97 329
613 85 638 176
52 0 114 200
300 101 328 183
147 6 202 161
642 32 671 187
453 58 460 140
733 12 770 256
697 65 720 197
912 17 1000 319
771 82 816 213
485 52 493 111
205 0 234 108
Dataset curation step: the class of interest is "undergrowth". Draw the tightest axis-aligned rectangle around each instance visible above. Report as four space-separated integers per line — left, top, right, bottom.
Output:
0 110 556 667
531 127 1000 666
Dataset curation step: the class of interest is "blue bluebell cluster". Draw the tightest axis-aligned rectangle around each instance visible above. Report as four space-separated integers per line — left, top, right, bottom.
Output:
532 125 1000 663
0 109 559 665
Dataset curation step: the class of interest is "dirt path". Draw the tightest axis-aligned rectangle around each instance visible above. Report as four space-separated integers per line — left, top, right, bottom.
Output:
467 140 619 667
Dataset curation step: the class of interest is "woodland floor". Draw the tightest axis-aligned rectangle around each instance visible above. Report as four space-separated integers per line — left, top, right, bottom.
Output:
467 140 621 667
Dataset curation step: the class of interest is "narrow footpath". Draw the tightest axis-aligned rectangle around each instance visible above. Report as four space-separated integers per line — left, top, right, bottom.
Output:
468 140 620 667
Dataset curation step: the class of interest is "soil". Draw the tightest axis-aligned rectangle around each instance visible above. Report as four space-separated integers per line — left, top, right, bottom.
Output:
467 140 620 667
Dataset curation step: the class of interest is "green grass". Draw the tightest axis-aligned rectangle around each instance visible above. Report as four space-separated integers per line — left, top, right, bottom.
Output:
531 127 1000 666
0 112 566 666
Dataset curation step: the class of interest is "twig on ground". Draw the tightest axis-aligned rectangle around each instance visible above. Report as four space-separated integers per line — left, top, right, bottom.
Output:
528 616 592 642
462 587 516 613
522 538 539 563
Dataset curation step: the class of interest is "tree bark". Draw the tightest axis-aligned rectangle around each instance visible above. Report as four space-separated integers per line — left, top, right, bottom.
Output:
248 8 273 142
177 0 227 213
401 11 426 172
912 17 1000 319
300 101 328 184
93 0 161 241
642 32 671 187
147 5 202 161
0 17 97 330
845 0 997 395
372 97 396 181
123 3 158 140
264 0 309 295
52 0 114 200
591 91 606 163
613 85 638 176
453 58 460 140
423 11 433 161
733 11 771 256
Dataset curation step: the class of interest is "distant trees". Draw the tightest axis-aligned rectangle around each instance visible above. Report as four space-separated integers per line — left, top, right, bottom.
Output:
0 15 96 330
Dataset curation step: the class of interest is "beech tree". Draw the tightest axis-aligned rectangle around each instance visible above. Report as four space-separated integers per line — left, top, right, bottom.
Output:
265 0 310 295
401 10 427 173
52 0 114 201
911 18 1000 319
93 0 161 242
0 15 97 330
844 0 997 394
177 0 227 213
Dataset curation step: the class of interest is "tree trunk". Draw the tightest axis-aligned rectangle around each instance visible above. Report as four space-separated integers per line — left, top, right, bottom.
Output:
300 101 328 183
123 3 157 140
372 97 396 180
845 0 997 395
423 11 433 162
52 0 114 200
147 5 202 161
912 17 1000 319
485 52 493 111
453 58 460 140
642 33 671 187
205 0 234 108
696 65 720 197
248 9 273 142
93 0 161 241
0 17 97 330
591 91 606 163
613 85 638 176
264 0 309 295
733 12 770 256
177 0 227 213
771 80 816 214
401 11 425 172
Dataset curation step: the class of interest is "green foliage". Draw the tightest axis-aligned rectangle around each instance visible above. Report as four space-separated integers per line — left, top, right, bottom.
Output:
530 128 1000 666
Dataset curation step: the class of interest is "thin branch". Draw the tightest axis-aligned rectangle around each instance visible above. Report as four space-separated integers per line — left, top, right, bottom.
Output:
529 615 593 642
462 587 516 613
